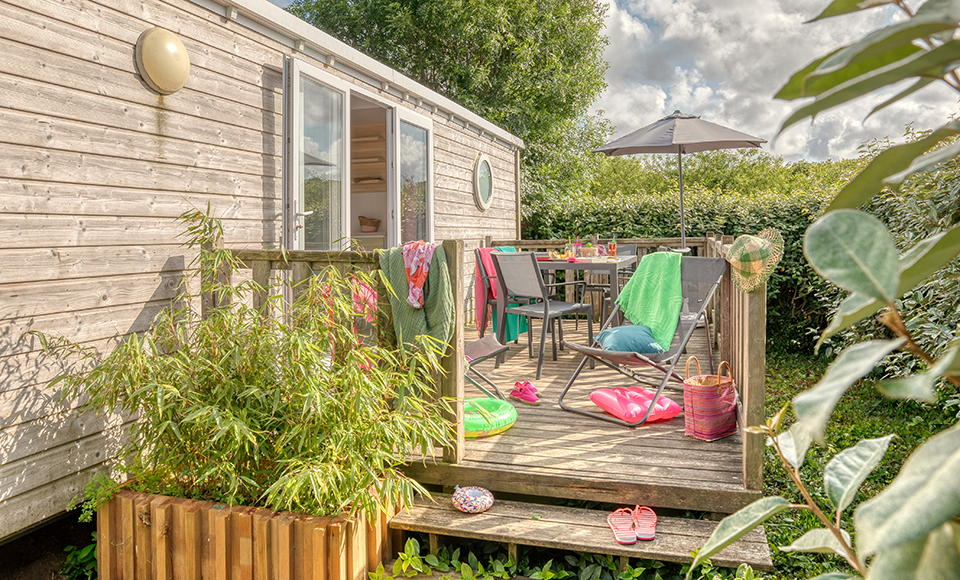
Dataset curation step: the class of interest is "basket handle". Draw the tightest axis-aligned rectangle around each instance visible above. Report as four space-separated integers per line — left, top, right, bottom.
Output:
685 356 701 379
716 361 733 394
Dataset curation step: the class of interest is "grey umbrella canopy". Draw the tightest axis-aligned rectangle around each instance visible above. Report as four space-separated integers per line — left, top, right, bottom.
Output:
595 110 766 248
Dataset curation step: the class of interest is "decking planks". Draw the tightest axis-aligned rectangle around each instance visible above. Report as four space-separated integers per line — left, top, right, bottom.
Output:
404 322 760 514
390 494 774 571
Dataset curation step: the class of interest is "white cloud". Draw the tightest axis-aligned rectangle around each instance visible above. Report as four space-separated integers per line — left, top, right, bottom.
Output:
593 0 960 160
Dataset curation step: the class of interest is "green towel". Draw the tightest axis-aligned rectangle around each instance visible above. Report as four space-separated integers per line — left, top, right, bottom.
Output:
379 246 455 351
616 252 682 350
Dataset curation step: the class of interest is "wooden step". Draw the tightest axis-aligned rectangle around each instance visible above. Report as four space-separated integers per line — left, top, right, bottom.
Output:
389 494 773 572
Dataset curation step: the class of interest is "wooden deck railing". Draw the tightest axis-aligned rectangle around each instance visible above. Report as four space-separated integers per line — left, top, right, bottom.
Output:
489 234 766 492
704 233 766 491
202 241 467 464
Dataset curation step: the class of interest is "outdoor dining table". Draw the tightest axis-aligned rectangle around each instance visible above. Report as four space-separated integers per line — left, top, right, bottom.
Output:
537 254 637 326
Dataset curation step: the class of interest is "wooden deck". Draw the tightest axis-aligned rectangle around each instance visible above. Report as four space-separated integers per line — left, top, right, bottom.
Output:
404 320 761 515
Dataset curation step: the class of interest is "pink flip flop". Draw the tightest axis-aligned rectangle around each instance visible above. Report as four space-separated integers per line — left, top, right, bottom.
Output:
509 384 541 405
633 506 657 540
607 508 636 545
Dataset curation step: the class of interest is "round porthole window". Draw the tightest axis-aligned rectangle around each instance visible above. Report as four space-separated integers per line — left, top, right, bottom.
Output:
473 154 493 211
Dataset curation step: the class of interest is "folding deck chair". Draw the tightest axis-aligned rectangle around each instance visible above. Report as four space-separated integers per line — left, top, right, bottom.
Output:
558 256 727 427
464 334 510 399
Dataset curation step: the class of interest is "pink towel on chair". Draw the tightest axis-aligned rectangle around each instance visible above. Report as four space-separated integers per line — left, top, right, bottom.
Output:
474 247 500 334
402 241 438 308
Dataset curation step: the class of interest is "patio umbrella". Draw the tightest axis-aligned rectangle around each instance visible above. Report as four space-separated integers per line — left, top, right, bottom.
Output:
594 110 766 248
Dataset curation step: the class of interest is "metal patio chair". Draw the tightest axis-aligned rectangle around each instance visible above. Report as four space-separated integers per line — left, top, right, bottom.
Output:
559 256 727 427
492 252 593 380
464 334 511 399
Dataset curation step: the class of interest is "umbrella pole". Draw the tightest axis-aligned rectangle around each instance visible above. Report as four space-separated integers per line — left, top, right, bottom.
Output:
677 146 686 249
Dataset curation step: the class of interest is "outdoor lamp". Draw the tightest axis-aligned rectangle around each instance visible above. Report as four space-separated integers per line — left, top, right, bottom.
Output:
135 27 191 95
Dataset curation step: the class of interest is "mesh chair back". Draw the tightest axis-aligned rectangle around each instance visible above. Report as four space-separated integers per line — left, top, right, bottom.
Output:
492 252 546 300
681 257 727 305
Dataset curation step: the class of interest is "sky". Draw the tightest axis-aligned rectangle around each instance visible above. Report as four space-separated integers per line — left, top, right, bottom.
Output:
269 0 960 161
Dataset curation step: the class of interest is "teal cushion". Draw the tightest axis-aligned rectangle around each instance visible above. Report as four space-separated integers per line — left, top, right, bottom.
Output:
595 325 664 354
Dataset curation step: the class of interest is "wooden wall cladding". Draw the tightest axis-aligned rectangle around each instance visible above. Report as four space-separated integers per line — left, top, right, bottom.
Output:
98 490 393 580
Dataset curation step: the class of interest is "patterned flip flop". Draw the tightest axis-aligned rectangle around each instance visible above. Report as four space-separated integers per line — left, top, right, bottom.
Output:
607 508 636 545
633 506 657 540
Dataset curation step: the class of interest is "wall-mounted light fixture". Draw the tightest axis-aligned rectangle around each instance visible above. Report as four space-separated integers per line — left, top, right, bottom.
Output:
135 28 191 95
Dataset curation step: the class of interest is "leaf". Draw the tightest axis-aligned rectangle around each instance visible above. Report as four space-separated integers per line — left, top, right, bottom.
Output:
867 77 936 119
867 522 960 580
804 210 900 303
885 139 960 187
779 528 853 557
826 121 960 211
817 225 960 348
794 339 905 443
876 348 951 401
779 41 960 135
854 422 960 556
816 0 960 74
807 0 895 22
687 497 791 578
808 574 854 580
776 44 921 100
771 422 813 470
824 434 895 513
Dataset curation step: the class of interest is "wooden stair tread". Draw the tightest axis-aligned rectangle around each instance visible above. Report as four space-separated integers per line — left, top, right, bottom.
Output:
389 494 773 571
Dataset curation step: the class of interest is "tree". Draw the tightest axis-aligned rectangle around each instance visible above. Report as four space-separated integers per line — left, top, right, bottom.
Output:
690 1 960 577
287 0 611 193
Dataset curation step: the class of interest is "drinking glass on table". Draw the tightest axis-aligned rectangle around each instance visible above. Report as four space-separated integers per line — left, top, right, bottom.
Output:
609 240 617 257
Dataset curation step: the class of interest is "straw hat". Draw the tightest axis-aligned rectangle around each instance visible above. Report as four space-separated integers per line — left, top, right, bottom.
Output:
726 228 784 292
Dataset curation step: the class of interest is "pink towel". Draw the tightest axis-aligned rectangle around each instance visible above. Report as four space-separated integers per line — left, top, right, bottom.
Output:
474 248 500 334
402 241 438 308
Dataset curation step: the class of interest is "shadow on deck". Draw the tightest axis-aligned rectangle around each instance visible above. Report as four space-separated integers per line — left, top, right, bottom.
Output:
404 321 761 515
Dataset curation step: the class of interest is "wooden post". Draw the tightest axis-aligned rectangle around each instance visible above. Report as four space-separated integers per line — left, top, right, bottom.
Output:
742 284 767 491
251 259 272 318
441 239 465 464
484 235 493 248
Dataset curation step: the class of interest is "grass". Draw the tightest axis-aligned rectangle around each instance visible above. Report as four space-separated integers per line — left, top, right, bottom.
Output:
760 352 957 579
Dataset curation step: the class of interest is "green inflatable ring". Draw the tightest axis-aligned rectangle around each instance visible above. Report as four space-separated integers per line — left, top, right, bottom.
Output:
464 397 517 438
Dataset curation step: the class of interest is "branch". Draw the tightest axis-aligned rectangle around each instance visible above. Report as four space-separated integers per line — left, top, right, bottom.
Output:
769 430 866 575
880 308 960 388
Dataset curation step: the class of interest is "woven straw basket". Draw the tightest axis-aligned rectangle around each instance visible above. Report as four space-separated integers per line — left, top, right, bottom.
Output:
683 357 738 441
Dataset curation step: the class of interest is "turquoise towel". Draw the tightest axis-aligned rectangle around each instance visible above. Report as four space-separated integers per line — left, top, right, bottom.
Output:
490 246 527 341
616 252 682 350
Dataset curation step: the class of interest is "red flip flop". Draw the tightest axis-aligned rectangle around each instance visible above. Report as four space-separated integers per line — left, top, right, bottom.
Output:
633 506 657 540
607 508 636 545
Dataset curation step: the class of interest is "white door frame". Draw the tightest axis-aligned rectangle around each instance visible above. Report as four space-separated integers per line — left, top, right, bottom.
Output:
391 108 435 246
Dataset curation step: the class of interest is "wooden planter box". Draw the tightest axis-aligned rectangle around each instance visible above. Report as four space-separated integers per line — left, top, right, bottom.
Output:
98 490 395 580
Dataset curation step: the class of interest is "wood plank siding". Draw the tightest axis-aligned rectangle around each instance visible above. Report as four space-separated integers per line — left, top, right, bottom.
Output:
0 0 521 539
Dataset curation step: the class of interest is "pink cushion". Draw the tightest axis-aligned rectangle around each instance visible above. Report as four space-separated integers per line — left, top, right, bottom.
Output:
589 387 682 423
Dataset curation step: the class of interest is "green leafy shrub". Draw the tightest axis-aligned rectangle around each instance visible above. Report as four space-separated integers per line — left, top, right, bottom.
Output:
35 210 452 519
60 532 97 580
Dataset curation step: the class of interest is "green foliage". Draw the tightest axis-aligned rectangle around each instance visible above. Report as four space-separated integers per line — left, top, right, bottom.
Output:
690 2 960 577
369 538 764 580
34 210 452 519
288 0 611 194
60 532 97 580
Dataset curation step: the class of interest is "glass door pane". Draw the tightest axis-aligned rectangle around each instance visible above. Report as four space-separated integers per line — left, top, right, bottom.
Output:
399 121 428 243
297 74 345 250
